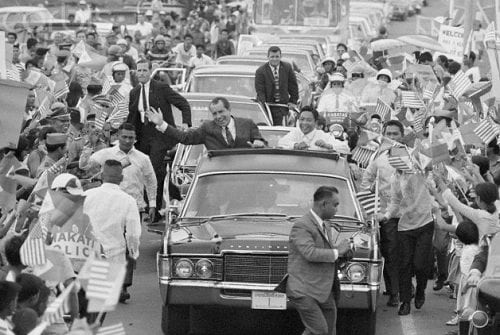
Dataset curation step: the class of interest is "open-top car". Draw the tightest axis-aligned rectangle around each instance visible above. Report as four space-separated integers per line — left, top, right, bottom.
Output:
157 149 383 335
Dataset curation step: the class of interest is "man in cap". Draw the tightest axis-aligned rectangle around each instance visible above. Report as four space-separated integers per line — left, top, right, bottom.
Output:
318 57 336 90
36 133 68 178
317 73 358 126
51 49 71 80
147 35 174 64
117 38 139 62
46 103 71 134
75 0 91 24
83 159 141 302
255 46 299 125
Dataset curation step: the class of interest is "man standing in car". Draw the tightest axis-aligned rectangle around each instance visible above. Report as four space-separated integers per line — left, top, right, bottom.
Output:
255 46 299 125
287 186 351 335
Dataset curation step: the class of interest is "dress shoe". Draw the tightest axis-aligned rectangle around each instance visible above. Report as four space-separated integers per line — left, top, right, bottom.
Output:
433 280 444 291
398 302 411 316
415 294 425 309
119 291 131 303
387 295 399 307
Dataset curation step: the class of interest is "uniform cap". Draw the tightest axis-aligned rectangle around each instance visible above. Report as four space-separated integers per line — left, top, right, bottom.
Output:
112 62 128 72
154 35 166 43
330 72 345 82
321 57 336 66
116 38 127 45
107 45 122 56
376 68 393 83
46 133 67 145
51 173 85 195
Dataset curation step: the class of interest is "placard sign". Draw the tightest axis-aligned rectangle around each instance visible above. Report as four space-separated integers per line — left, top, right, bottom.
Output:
438 25 464 60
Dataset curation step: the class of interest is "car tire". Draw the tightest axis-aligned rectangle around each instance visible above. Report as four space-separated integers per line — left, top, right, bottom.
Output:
161 304 190 335
338 309 377 335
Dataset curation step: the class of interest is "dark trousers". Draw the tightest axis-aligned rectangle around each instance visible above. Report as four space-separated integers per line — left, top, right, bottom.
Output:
433 228 450 282
380 218 400 297
123 248 135 289
289 291 337 335
398 221 434 303
269 106 289 126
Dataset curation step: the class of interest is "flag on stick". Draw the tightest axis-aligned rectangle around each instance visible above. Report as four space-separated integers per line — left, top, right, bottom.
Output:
374 98 392 121
53 80 69 100
97 323 126 335
449 71 472 99
413 110 427 134
20 221 47 266
401 91 425 109
356 190 379 217
85 259 116 300
351 146 376 167
473 118 500 144
42 281 75 325
423 82 438 100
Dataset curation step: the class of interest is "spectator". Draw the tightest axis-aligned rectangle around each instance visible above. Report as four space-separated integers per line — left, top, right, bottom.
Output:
212 29 235 59
188 44 214 74
74 0 91 24
173 34 196 67
0 281 22 334
0 236 26 281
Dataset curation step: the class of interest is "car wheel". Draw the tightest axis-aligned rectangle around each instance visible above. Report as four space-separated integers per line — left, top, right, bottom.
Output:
161 304 190 335
338 309 377 335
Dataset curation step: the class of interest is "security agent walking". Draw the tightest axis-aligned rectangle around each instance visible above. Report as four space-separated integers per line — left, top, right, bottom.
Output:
287 186 351 335
255 46 299 126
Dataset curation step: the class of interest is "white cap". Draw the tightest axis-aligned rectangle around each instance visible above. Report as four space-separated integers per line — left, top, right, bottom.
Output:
321 57 336 66
341 52 350 60
376 68 393 83
145 9 153 16
51 173 85 196
116 38 128 45
330 72 345 82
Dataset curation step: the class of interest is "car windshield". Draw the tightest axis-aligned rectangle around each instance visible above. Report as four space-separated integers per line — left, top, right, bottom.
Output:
254 0 339 27
217 59 266 67
261 129 290 147
172 101 269 127
184 173 358 219
190 76 256 98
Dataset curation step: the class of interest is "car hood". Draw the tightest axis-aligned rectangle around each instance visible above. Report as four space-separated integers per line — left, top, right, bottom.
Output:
168 217 374 259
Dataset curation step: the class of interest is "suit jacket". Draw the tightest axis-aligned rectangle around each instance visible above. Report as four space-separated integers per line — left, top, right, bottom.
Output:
163 117 264 150
127 79 191 151
255 61 299 105
286 211 340 303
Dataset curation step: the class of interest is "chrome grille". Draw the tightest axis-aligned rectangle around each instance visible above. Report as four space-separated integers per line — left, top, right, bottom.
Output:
223 254 287 284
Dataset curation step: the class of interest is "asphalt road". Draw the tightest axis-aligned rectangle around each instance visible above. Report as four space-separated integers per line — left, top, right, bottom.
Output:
104 1 461 334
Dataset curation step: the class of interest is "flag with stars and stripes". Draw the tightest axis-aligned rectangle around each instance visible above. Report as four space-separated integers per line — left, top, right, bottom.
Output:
85 259 116 301
400 91 425 109
374 98 392 121
53 81 69 100
412 110 427 134
108 89 125 106
97 323 126 335
101 75 112 95
351 146 377 167
423 82 438 100
47 156 68 175
342 59 354 72
20 221 47 266
484 22 497 44
449 71 472 99
107 101 129 124
42 281 75 325
37 96 52 119
387 155 414 172
356 190 379 217
473 119 500 144
387 79 403 91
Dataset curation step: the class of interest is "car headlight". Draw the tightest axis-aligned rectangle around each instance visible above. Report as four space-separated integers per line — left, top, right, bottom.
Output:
175 258 194 278
346 263 366 282
195 259 214 279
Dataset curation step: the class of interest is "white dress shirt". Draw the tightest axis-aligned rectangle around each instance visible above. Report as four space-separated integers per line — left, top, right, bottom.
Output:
278 128 350 153
310 209 338 260
138 80 150 123
188 54 214 68
221 117 236 143
89 145 157 210
134 22 153 37
84 183 141 262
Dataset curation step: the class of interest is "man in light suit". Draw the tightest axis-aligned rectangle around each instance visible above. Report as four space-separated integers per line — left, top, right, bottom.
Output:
287 186 351 335
147 96 266 150
127 59 191 213
255 46 299 125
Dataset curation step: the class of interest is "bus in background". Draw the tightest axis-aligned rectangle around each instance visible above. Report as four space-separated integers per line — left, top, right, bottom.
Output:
251 0 349 56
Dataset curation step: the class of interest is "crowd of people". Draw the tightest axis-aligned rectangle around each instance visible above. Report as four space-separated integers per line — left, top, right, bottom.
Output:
0 0 499 333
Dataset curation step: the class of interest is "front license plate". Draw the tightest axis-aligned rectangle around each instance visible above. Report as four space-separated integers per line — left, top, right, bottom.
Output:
251 291 287 310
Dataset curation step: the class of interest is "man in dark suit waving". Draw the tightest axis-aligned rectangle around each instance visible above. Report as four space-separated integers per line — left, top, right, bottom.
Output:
255 46 299 125
127 59 191 212
287 186 351 335
147 96 266 150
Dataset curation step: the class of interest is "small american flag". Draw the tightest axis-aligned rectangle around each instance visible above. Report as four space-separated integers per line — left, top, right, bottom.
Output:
53 81 69 100
423 82 438 100
374 98 392 121
387 79 403 91
356 190 379 217
449 70 472 99
484 22 497 43
342 59 354 72
473 119 500 144
37 96 52 119
95 109 109 131
20 221 47 266
86 259 115 301
102 75 111 94
413 110 427 133
107 101 129 123
351 146 376 167
97 323 126 335
388 155 413 172
401 91 425 109
108 89 125 106
47 156 67 175
42 281 75 325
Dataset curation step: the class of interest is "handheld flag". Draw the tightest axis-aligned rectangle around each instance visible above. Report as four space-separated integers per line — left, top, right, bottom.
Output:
423 81 438 100
374 98 392 121
400 91 425 109
20 221 47 266
351 146 377 167
473 118 500 144
449 71 472 99
53 80 69 100
356 190 379 217
42 281 75 325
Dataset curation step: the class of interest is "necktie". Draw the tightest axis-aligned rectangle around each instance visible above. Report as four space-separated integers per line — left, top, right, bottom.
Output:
322 223 330 243
225 126 235 147
273 66 280 102
141 83 148 124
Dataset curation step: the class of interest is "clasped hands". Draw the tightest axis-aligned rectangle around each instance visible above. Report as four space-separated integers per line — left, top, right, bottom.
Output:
294 140 332 150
